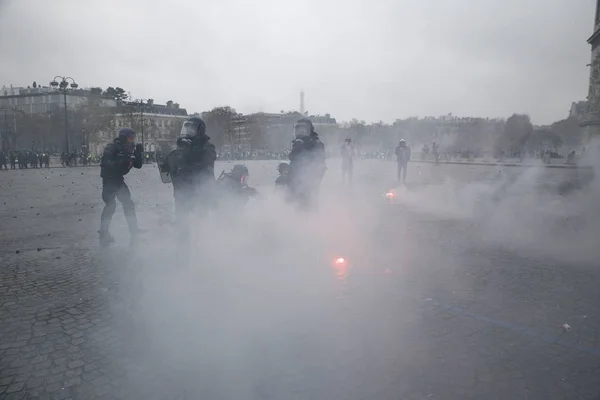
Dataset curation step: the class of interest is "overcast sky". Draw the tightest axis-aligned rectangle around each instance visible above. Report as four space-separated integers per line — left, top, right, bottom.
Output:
0 0 595 124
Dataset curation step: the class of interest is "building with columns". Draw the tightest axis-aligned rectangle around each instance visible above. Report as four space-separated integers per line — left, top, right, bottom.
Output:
581 0 600 141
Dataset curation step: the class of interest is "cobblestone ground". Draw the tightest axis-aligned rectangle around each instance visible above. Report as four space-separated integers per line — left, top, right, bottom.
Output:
1 160 599 400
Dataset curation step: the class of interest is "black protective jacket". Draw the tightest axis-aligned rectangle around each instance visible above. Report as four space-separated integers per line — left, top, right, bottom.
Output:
289 133 326 190
275 174 290 188
100 138 142 180
166 134 217 188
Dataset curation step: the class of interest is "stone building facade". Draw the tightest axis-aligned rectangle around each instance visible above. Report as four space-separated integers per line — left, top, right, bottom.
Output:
91 100 188 156
581 0 600 141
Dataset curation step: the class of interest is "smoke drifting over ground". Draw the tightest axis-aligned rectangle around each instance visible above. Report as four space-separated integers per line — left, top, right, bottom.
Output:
389 149 600 266
103 154 599 398
111 163 389 399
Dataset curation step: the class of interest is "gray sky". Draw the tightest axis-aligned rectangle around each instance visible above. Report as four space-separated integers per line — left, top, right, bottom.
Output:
0 0 594 124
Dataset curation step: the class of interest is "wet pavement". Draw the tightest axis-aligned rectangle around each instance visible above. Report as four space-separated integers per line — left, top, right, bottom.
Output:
1 160 599 400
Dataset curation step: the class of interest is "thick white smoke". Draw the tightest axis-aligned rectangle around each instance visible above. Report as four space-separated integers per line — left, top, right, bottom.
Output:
105 145 600 398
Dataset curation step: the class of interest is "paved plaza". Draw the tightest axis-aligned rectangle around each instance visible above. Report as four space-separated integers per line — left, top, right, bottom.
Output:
1 160 599 399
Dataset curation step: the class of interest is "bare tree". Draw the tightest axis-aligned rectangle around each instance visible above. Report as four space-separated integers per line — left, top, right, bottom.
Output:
70 97 117 150
203 106 238 150
499 114 533 153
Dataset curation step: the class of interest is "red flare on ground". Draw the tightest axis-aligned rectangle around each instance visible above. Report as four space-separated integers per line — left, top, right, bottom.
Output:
384 190 397 199
334 257 347 266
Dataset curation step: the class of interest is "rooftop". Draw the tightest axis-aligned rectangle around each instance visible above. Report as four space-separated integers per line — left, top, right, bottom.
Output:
119 101 188 116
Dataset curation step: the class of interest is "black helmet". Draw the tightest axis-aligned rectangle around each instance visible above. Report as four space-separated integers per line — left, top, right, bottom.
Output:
230 164 249 183
180 116 206 138
294 118 314 138
119 127 135 141
345 137 351 143
399 139 407 146
277 162 290 174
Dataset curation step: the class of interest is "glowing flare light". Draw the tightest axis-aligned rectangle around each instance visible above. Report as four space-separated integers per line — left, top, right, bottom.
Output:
334 257 347 266
384 189 397 200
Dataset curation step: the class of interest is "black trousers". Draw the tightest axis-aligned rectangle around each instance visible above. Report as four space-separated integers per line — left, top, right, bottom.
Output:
397 162 408 182
100 179 138 234
342 159 353 183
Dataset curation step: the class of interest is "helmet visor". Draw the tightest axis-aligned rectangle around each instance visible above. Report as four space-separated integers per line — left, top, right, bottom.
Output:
180 121 199 137
294 123 310 138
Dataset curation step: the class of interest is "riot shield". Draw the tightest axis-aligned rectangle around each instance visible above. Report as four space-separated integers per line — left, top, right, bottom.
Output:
156 153 172 184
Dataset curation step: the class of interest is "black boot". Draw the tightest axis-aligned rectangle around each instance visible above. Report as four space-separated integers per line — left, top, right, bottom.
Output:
98 217 115 247
99 230 115 247
126 215 145 247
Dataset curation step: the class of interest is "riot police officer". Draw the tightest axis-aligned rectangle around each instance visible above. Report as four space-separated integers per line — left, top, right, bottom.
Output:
288 118 326 210
163 116 217 240
98 127 143 246
340 137 355 184
216 164 259 210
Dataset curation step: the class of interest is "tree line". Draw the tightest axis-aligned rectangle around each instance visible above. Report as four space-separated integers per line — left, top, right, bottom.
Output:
202 106 582 156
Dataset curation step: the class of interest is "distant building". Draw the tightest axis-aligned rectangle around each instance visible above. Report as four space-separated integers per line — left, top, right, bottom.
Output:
0 85 117 151
243 111 337 151
0 85 116 115
92 100 188 156
569 101 587 120
231 114 250 150
581 0 600 140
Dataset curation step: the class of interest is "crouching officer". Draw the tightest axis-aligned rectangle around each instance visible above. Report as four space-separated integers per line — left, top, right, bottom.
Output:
98 127 143 247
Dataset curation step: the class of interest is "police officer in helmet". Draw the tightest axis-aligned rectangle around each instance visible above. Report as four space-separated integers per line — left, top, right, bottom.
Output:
164 116 217 239
288 118 326 210
98 127 143 246
275 162 290 188
216 164 259 209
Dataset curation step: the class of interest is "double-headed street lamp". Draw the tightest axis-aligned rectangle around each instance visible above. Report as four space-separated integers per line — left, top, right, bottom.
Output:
50 76 78 153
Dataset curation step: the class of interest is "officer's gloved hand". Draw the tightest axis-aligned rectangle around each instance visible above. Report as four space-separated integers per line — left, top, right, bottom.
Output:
177 137 192 147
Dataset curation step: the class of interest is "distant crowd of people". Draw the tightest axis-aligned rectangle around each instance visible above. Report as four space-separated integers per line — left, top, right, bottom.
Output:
0 140 586 173
0 150 50 169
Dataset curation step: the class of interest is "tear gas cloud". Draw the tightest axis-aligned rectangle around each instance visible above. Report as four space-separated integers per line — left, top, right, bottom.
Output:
391 141 600 266
105 143 600 397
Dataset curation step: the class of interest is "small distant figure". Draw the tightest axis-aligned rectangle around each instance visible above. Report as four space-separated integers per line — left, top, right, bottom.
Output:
275 162 290 189
395 139 411 182
543 150 551 165
421 144 429 161
0 151 7 170
566 150 576 165
340 137 355 184
431 142 439 164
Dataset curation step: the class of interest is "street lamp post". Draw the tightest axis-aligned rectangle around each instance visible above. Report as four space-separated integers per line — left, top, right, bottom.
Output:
136 99 147 153
1 109 8 151
50 76 78 153
135 99 148 163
